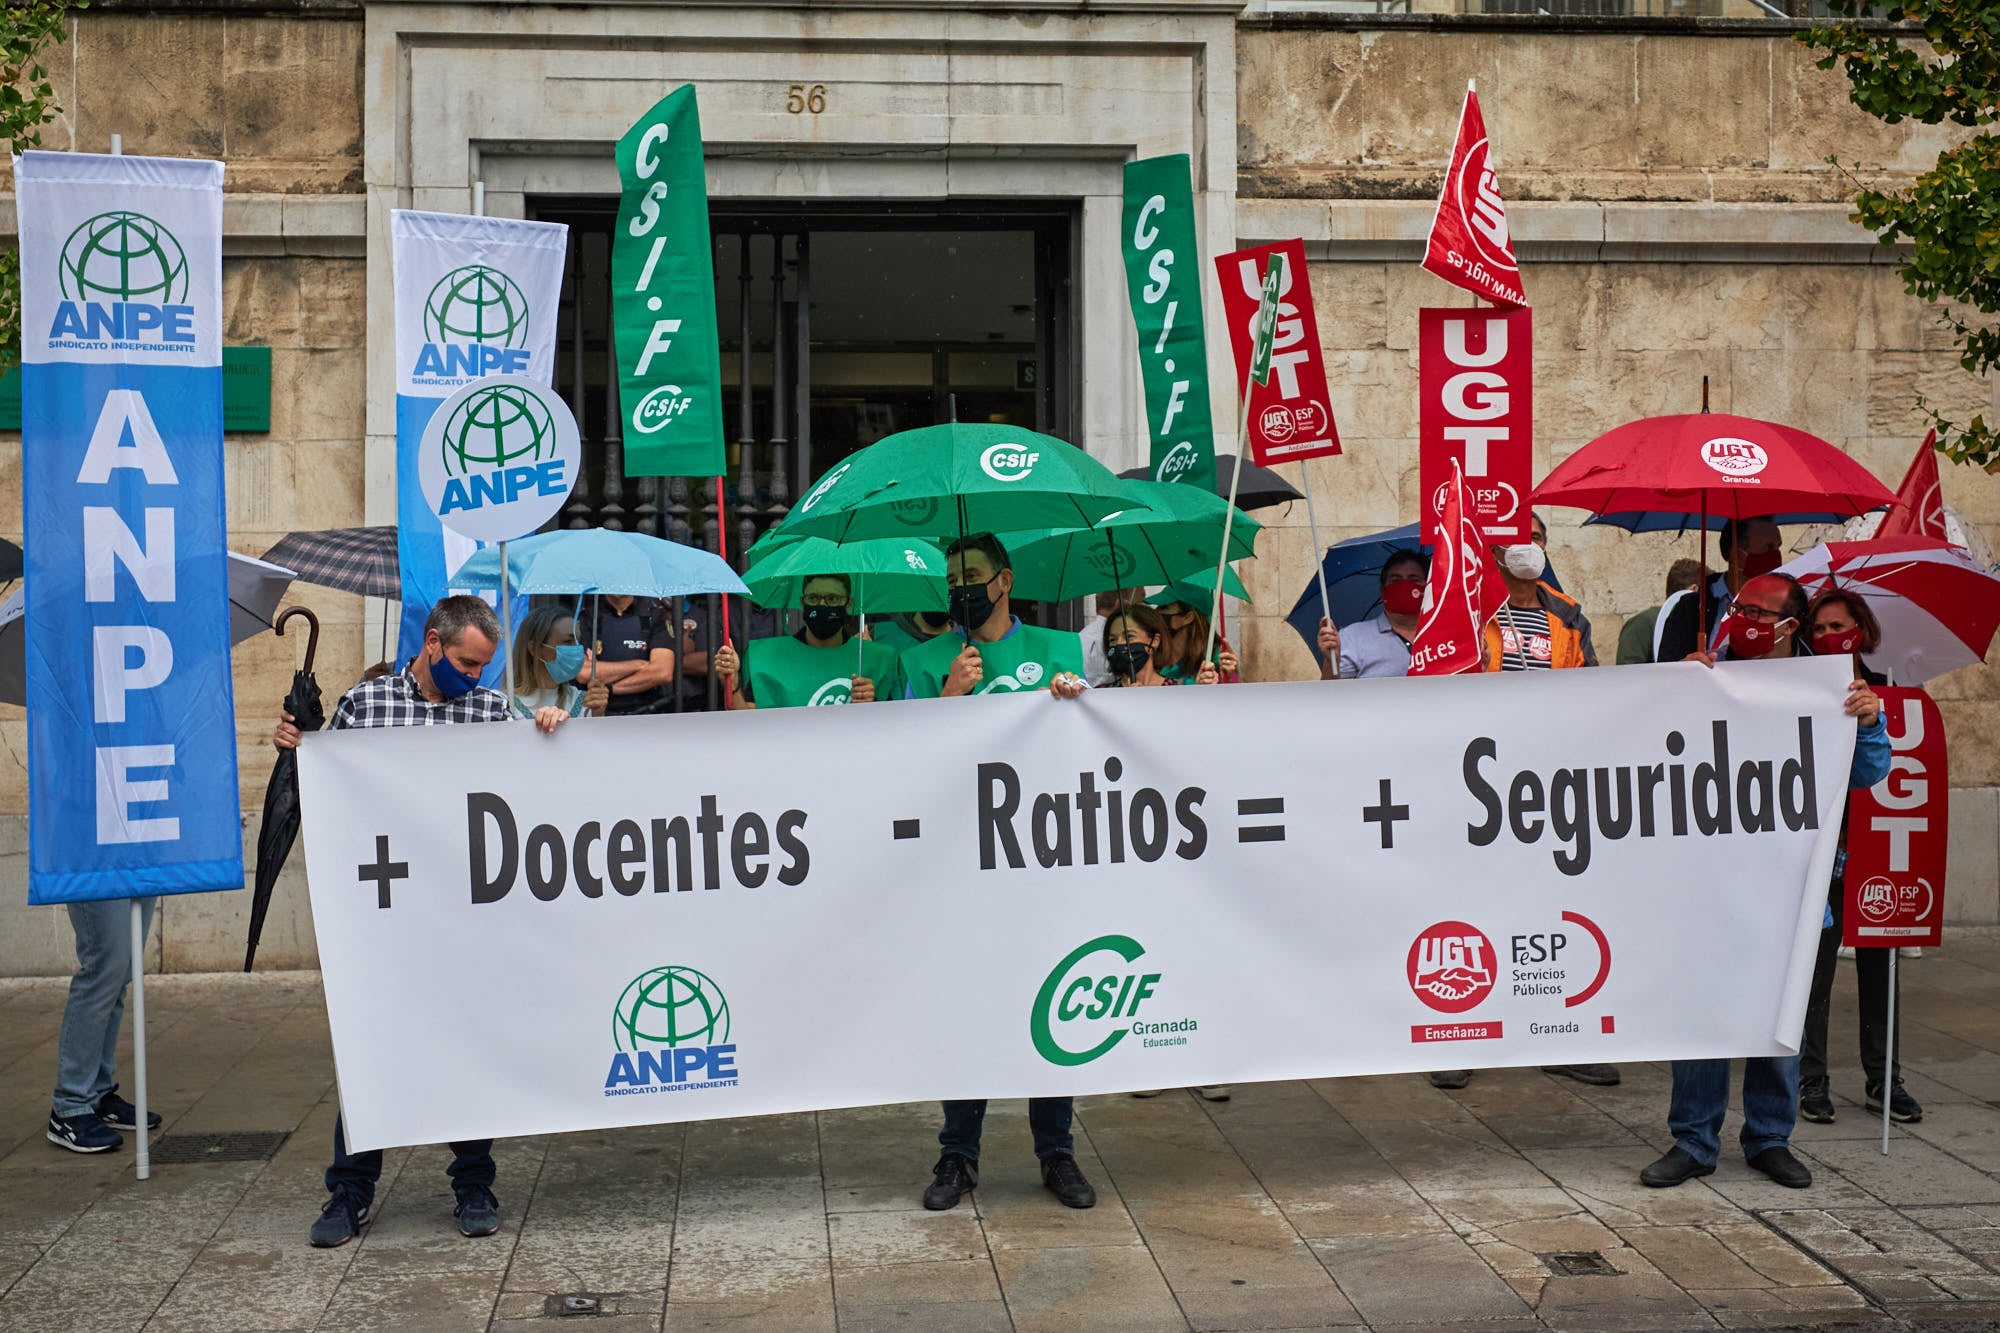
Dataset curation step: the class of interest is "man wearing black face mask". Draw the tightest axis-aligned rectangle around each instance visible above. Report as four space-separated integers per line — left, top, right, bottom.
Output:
272 595 570 1249
711 574 901 708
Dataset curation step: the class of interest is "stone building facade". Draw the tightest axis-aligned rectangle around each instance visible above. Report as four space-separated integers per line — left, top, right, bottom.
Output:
0 0 1991 973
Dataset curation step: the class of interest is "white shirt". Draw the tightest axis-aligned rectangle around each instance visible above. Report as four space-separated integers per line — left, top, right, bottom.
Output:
1335 616 1414 680
1080 613 1114 687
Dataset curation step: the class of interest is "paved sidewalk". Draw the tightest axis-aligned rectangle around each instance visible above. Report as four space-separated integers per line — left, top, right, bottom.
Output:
5 937 2000 1332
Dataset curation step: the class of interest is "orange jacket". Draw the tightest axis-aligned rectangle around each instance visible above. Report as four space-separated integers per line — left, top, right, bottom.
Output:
1482 586 1592 672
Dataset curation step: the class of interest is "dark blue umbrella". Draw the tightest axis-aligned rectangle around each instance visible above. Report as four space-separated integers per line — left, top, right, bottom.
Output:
1585 510 1866 533
1284 523 1562 659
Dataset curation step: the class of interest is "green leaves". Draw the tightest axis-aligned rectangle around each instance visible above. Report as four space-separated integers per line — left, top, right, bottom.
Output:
1802 0 2000 467
0 2 81 372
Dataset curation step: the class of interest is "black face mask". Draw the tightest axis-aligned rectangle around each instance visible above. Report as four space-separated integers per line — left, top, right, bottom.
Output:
949 578 999 629
801 605 847 641
1106 642 1153 679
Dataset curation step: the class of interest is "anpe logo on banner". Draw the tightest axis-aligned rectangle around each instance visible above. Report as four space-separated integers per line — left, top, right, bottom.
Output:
412 264 532 384
1701 437 1769 479
1408 922 1496 1013
418 374 581 543
49 211 196 351
604 965 741 1096
980 442 1041 482
1030 934 1195 1066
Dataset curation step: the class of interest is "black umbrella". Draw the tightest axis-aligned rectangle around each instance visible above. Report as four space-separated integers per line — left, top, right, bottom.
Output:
246 606 324 972
1118 452 1303 513
0 538 21 583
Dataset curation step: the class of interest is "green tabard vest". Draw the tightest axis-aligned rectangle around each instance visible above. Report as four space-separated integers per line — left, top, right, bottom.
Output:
745 635 903 708
901 623 1085 699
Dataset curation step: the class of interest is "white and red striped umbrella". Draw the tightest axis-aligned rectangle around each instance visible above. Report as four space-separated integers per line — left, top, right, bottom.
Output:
1777 535 2000 685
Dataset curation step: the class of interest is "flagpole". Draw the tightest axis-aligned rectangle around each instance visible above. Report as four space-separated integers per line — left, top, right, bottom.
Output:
1883 949 1898 1155
1301 471 1334 672
717 477 733 708
1205 396 1252 669
1206 255 1282 669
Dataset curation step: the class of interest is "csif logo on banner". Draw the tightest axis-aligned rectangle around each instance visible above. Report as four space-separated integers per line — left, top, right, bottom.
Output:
1030 934 1197 1066
417 374 581 543
410 265 533 385
49 211 196 352
604 965 741 1096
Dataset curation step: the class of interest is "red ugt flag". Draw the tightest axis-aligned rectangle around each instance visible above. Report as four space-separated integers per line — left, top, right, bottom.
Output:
1878 430 1948 542
1422 83 1526 308
1409 461 1506 677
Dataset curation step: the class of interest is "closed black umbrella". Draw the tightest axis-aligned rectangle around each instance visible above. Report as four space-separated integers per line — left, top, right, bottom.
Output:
246 607 324 972
1118 452 1303 513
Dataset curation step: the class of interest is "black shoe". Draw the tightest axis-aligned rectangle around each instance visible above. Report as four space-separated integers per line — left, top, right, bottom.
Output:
1428 1070 1472 1090
309 1192 372 1248
922 1154 977 1211
1866 1080 1923 1124
46 1110 122 1154
1747 1146 1813 1189
1640 1146 1716 1188
1799 1075 1836 1124
95 1086 162 1132
1543 1064 1621 1087
454 1184 501 1237
1041 1154 1096 1209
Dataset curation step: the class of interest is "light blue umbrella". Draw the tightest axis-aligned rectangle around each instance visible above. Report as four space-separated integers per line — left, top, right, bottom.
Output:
452 528 749 599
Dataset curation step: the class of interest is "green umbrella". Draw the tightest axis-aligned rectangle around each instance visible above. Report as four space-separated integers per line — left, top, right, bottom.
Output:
774 423 1133 545
1149 570 1255 609
742 534 947 613
997 479 1259 602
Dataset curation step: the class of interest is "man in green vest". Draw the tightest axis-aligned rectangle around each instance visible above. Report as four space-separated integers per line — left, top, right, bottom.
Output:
711 574 901 708
905 533 1094 1212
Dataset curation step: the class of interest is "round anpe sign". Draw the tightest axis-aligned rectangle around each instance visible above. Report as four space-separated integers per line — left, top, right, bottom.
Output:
419 374 581 542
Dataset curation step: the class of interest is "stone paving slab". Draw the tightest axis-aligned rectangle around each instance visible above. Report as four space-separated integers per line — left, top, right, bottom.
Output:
6 943 2000 1328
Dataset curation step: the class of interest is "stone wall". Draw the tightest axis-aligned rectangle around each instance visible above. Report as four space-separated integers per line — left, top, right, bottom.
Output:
1230 20 2000 924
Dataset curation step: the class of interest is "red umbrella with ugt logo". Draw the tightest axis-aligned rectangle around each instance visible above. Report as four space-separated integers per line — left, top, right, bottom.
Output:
1535 412 1897 633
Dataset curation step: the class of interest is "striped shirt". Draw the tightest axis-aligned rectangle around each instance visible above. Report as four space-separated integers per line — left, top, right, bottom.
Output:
1493 604 1555 671
328 665 512 731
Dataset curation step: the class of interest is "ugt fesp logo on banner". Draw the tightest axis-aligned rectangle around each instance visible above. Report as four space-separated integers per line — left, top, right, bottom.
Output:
418 375 582 544
1419 306 1533 546
1213 239 1340 466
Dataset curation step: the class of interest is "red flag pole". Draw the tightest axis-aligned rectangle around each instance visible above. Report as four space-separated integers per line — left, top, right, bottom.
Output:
716 475 733 707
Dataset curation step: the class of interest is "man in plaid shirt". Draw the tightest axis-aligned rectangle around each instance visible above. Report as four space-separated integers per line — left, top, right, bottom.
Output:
272 595 570 1248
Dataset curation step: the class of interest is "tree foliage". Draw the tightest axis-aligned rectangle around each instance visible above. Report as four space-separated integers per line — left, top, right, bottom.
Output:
1800 2 1998 468
0 2 81 372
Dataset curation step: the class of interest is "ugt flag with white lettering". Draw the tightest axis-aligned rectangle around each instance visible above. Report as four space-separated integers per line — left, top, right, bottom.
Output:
392 210 567 666
16 150 241 902
1422 83 1525 308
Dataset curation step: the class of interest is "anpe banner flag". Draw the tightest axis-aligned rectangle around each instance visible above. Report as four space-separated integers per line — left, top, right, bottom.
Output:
1120 156 1218 489
298 656 1857 1150
1878 431 1948 542
1409 461 1505 677
1214 240 1339 465
614 85 725 479
1422 84 1526 308
16 150 242 902
391 209 568 669
1420 306 1533 546
1843 688 1946 949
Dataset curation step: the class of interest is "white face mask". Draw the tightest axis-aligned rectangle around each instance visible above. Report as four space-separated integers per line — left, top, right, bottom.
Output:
1498 544 1547 580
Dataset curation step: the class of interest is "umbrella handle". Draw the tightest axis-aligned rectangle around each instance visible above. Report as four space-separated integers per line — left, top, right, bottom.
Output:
276 606 321 673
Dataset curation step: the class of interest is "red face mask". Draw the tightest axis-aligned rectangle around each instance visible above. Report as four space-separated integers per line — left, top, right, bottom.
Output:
1740 549 1783 579
1724 613 1788 659
1812 628 1864 657
1382 580 1424 616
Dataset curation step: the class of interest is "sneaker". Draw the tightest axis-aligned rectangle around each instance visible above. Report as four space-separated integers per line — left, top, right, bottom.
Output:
1543 1064 1621 1086
1128 1090 1164 1099
308 1192 372 1248
1640 1146 1715 1188
1898 946 1923 959
1193 1085 1231 1102
95 1086 161 1132
1040 1154 1097 1209
1799 1075 1836 1124
46 1110 122 1154
453 1184 501 1237
922 1154 977 1211
1866 1080 1924 1124
1747 1145 1813 1189
1428 1070 1472 1090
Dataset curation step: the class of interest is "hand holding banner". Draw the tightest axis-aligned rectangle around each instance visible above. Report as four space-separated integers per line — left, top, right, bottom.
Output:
614 85 724 479
1214 239 1339 466
1409 460 1506 677
1120 156 1218 488
1422 83 1526 308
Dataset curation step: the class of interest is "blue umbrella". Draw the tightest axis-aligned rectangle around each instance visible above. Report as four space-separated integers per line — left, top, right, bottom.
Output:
1283 523 1563 659
1585 510 1867 533
452 528 749 599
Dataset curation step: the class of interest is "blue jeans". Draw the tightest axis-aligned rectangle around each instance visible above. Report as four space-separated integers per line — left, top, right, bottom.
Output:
52 897 157 1118
1668 1055 1800 1167
938 1098 1074 1163
325 1114 494 1210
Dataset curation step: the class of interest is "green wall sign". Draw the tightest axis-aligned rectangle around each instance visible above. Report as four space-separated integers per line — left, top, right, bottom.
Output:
0 345 272 433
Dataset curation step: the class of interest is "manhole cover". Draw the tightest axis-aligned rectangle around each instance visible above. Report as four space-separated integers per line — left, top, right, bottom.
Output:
1540 1250 1621 1277
148 1132 291 1164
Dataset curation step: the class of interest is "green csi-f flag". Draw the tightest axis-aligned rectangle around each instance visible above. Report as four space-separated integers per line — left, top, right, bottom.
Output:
614 85 724 477
1120 156 1217 488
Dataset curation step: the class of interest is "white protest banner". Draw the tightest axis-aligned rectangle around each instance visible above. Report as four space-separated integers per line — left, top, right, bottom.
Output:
300 657 1857 1151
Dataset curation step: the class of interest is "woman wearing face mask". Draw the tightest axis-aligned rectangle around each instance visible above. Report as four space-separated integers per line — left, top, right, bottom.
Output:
508 604 602 720
1795 589 1921 1128
1102 605 1219 688
711 573 901 709
1147 588 1239 683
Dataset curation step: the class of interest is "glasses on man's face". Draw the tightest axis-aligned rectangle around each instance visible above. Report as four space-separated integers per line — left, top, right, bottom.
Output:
1736 603 1788 622
800 595 847 608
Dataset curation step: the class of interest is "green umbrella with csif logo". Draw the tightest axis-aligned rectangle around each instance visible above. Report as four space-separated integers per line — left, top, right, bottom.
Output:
997 480 1262 603
741 533 950 679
